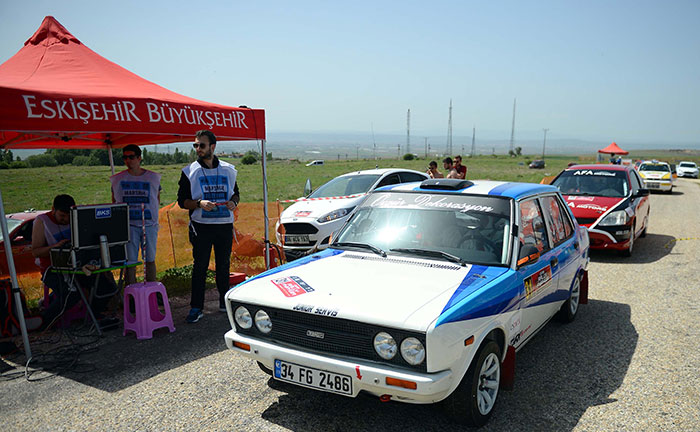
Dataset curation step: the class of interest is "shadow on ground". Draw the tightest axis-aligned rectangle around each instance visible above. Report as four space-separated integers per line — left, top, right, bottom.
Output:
7 302 231 392
260 299 637 432
589 233 675 264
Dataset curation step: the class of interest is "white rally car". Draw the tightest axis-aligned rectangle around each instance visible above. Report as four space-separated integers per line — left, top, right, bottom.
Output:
225 179 590 426
637 160 674 193
277 168 428 260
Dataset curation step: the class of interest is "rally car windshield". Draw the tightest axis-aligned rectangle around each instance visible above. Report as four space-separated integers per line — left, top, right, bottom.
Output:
308 174 381 198
0 218 22 243
679 163 696 168
552 169 629 198
639 164 670 172
333 192 512 266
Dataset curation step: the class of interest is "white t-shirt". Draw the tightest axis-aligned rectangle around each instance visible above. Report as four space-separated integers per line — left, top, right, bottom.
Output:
110 169 162 227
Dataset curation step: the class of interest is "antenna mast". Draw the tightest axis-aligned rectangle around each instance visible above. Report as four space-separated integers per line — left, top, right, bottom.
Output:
471 126 476 157
446 99 453 155
509 98 516 154
406 109 411 155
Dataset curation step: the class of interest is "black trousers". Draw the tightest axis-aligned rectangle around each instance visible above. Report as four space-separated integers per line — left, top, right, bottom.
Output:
189 221 233 309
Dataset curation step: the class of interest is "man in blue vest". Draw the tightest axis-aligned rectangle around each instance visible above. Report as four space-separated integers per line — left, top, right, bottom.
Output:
177 130 239 323
110 144 161 285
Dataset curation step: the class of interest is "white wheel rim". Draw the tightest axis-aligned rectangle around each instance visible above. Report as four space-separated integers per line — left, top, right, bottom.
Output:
477 352 500 415
570 278 580 315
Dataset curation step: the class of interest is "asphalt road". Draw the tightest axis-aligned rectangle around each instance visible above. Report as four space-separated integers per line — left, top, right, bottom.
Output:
1 179 699 431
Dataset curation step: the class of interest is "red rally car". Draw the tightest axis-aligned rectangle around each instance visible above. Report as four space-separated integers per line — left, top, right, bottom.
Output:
550 164 650 256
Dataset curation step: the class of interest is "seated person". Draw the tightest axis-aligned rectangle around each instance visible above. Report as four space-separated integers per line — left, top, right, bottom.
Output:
32 194 118 328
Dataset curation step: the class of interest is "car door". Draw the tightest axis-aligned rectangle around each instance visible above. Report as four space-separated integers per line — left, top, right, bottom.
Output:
515 198 558 347
540 194 579 309
629 170 650 238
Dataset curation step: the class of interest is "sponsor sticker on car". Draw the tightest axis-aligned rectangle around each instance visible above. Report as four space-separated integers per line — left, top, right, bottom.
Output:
272 276 314 297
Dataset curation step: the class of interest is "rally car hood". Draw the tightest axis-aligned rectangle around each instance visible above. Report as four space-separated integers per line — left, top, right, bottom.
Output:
228 250 508 332
562 195 625 226
638 170 670 180
280 196 365 221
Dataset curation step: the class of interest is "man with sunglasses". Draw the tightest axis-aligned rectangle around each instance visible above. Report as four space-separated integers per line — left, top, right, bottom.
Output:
177 130 239 324
110 144 162 285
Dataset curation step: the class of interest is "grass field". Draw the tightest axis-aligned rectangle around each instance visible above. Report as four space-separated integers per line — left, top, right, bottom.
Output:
2 150 699 213
0 154 580 212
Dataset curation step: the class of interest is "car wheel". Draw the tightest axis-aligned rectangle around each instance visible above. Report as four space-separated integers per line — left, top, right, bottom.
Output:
257 361 273 376
444 341 501 427
557 274 581 323
619 229 634 257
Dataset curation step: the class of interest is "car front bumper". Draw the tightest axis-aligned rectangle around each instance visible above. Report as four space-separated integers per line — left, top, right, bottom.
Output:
678 170 699 178
642 179 673 191
224 330 454 404
587 226 633 250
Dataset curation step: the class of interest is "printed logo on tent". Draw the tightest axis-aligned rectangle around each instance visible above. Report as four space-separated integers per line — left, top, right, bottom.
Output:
272 276 315 297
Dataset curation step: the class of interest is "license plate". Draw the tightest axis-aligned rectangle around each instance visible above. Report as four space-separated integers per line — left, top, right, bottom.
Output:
285 234 310 245
273 359 353 395
646 182 659 189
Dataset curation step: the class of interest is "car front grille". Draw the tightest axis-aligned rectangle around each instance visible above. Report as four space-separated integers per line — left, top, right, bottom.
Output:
282 223 319 234
231 301 427 372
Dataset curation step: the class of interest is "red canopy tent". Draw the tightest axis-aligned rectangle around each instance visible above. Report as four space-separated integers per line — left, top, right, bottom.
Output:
0 16 270 359
598 141 628 155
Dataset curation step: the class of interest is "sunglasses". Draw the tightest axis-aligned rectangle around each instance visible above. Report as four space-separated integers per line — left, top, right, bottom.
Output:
193 143 209 149
122 154 138 160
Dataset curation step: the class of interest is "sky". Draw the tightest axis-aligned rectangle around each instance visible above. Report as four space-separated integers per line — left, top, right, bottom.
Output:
1 0 699 147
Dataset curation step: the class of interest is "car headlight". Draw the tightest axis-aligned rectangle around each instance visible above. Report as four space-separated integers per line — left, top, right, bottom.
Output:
317 207 355 223
400 337 425 365
234 306 252 329
254 309 272 333
661 173 671 179
373 332 397 360
638 172 646 178
598 210 629 226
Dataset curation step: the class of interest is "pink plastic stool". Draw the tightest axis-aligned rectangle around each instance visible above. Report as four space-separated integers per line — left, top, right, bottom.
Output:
123 282 175 340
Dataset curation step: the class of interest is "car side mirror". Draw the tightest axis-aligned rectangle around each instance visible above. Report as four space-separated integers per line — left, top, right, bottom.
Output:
635 188 650 197
517 244 540 267
304 179 312 197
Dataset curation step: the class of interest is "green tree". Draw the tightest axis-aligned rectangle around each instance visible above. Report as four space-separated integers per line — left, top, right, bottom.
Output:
403 153 415 160
26 154 58 167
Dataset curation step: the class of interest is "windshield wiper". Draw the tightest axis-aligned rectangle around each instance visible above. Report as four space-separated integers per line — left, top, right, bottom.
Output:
333 242 386 257
390 248 466 266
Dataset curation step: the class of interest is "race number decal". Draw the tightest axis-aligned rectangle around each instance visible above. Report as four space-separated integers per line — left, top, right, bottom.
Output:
272 276 315 297
524 265 552 300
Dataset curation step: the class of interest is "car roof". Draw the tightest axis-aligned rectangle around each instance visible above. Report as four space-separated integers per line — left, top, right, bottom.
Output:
381 180 559 200
337 168 427 177
7 210 45 221
564 164 631 171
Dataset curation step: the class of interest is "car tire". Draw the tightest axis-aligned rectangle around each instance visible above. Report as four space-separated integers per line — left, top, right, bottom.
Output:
557 274 581 323
620 232 634 257
257 361 273 376
444 341 501 427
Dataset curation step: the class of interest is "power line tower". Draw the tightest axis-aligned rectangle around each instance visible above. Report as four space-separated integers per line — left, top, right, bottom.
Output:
371 122 377 160
542 128 549 159
397 143 401 159
446 99 453 155
509 98 516 154
406 109 411 155
470 126 476 157
424 137 428 158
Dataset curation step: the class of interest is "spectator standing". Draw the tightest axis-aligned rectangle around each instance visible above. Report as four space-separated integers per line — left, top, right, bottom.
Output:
110 144 161 285
177 130 239 324
453 155 467 179
443 157 460 179
426 161 444 178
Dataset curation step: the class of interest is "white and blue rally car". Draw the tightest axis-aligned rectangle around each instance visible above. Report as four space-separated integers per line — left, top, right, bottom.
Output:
224 179 590 426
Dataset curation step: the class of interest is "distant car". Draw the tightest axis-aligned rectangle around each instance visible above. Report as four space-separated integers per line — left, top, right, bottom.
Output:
677 161 699 178
0 211 44 278
306 160 324 166
529 160 545 169
550 164 650 256
276 168 429 260
637 160 674 193
225 179 590 427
